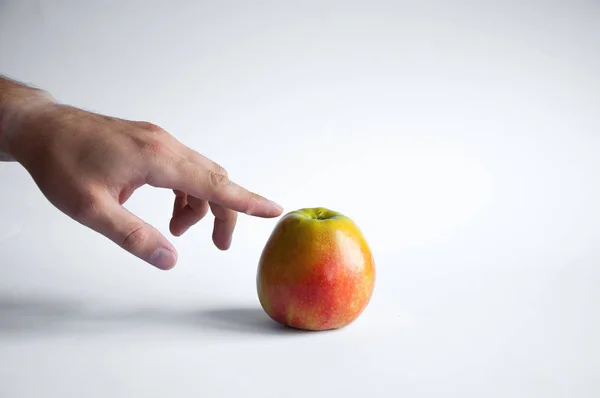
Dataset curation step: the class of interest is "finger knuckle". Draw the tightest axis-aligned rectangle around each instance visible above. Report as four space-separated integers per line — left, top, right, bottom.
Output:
212 163 228 178
121 224 148 253
138 122 166 135
208 170 230 190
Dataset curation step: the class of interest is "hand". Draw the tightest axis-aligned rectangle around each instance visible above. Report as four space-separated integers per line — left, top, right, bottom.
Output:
3 89 283 270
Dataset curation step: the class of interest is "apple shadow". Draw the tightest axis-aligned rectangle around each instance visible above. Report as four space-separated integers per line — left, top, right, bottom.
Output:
197 308 306 336
0 294 306 337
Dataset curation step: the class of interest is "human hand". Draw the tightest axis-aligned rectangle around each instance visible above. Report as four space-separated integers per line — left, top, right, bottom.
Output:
1 83 282 270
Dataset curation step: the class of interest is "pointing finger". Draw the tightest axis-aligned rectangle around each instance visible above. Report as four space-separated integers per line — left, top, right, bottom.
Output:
150 159 283 218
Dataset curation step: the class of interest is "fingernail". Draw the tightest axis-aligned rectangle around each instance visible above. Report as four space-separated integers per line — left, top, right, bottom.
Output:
269 200 283 211
149 248 176 270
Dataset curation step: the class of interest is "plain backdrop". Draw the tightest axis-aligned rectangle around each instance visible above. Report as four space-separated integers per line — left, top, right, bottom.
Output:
0 1 599 397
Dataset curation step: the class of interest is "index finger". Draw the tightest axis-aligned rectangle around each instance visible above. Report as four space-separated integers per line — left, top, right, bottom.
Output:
152 159 283 218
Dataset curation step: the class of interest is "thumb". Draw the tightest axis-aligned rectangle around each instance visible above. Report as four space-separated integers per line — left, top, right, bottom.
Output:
83 195 177 270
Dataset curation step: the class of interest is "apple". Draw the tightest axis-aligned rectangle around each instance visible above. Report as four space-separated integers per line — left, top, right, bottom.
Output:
256 207 375 331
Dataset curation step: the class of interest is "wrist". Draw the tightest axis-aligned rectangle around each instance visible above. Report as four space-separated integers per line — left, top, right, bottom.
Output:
0 77 56 162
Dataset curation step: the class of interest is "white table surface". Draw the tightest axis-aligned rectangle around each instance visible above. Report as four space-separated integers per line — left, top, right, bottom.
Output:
1 1 599 397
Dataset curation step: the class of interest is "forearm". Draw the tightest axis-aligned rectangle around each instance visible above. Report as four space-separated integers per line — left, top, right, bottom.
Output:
0 76 55 162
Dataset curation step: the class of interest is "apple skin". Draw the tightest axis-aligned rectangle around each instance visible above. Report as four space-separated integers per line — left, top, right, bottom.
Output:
256 207 375 331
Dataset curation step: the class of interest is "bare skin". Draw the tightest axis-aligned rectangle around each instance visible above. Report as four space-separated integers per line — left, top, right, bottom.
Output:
0 76 283 270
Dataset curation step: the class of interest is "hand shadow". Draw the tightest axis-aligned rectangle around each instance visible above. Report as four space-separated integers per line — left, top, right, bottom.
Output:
0 294 308 337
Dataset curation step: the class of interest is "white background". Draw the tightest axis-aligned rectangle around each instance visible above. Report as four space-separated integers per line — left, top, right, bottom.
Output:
1 1 599 397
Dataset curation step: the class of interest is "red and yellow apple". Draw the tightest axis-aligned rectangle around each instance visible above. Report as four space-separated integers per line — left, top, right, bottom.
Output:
256 207 375 331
